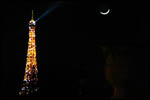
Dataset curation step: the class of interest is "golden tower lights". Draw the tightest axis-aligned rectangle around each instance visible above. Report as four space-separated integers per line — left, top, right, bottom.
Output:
19 10 39 96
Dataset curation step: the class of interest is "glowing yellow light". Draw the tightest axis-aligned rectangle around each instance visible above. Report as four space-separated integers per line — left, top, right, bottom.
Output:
24 18 38 82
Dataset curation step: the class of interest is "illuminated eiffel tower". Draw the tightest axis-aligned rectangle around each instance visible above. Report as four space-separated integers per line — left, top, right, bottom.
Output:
19 10 39 96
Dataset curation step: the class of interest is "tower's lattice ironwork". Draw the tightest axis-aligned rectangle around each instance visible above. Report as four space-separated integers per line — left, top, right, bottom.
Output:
19 10 39 96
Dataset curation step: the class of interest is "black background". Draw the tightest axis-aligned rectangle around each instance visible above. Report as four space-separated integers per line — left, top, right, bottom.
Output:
1 0 150 98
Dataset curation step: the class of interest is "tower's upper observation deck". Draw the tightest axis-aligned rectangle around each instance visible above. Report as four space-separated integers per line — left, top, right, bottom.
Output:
29 19 36 26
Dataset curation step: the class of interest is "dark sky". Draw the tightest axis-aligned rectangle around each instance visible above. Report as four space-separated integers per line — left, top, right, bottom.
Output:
0 0 149 98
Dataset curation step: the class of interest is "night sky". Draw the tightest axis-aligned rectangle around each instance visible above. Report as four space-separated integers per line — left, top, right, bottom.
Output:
1 0 150 98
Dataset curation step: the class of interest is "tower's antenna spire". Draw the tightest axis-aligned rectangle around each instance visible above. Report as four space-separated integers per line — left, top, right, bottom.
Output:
32 10 34 20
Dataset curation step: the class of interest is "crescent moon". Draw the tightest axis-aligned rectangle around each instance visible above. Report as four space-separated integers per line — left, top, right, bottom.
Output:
100 9 110 15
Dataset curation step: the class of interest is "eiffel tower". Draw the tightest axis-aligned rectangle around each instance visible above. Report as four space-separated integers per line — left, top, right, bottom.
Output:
19 10 39 96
